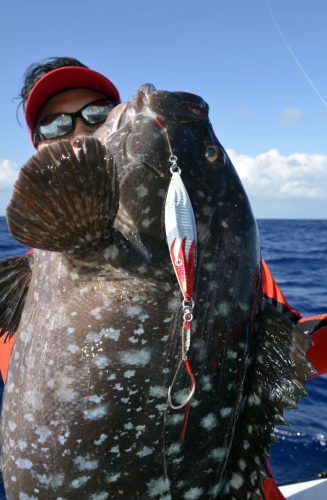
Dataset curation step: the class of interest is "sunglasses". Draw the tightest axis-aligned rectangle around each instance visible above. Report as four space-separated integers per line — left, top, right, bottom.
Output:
33 99 117 144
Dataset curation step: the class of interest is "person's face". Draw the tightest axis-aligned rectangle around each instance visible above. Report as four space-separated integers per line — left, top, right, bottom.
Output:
36 88 108 150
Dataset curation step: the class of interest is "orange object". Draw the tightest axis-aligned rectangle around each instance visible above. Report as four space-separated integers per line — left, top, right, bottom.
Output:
0 333 15 383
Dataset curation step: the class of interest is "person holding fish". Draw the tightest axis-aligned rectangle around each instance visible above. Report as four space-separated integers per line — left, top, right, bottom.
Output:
0 56 326 499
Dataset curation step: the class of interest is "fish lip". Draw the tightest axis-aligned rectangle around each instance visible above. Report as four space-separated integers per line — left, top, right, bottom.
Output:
134 84 209 123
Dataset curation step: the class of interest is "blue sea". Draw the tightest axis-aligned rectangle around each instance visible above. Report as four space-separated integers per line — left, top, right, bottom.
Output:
0 217 326 496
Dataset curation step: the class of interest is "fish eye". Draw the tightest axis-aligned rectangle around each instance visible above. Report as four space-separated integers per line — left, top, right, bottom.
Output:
205 145 220 162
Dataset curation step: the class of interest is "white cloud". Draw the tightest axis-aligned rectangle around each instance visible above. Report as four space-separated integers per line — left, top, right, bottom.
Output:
227 148 327 199
0 159 18 190
281 107 305 124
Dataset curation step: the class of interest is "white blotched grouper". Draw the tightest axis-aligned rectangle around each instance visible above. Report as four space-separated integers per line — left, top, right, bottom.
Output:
0 84 315 499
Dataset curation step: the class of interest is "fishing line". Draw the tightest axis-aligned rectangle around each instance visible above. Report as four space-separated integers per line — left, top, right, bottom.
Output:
266 0 327 110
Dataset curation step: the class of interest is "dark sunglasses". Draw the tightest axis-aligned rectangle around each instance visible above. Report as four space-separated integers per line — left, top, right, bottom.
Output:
33 99 117 144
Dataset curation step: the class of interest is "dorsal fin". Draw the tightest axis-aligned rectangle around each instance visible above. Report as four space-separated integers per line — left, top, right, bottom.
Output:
220 299 316 498
6 137 119 258
0 253 33 341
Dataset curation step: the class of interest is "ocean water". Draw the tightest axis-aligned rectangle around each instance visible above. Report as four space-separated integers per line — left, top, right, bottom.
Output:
0 217 326 497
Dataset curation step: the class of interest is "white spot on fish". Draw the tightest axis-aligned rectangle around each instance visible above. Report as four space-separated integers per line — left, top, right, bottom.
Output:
74 455 99 471
67 344 79 353
7 382 14 393
142 218 154 228
67 327 75 334
127 305 142 317
200 413 218 431
71 311 78 317
147 477 170 497
89 493 109 500
201 375 213 392
110 446 120 454
86 332 101 342
70 476 90 488
10 476 17 482
56 385 79 403
104 244 119 260
156 404 167 412
217 301 230 316
230 472 244 489
8 421 17 432
92 355 110 369
137 446 153 457
18 494 37 500
157 188 166 198
124 370 135 379
88 395 103 404
166 443 182 455
119 349 151 366
83 405 108 420
167 414 184 425
184 487 204 499
35 426 52 444
238 459 246 470
136 184 149 198
149 386 166 398
18 440 27 451
15 458 33 470
102 327 120 341
209 447 226 461
106 472 121 483
220 407 233 418
24 414 34 422
26 390 43 410
134 326 144 335
47 379 55 390
239 302 249 312
248 394 261 405
36 473 64 487
90 308 101 320
94 433 108 445
227 350 237 359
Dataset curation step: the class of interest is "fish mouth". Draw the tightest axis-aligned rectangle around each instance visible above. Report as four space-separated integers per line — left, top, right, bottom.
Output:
136 83 210 123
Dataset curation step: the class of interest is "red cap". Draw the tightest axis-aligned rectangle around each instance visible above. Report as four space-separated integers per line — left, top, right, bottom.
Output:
25 66 120 140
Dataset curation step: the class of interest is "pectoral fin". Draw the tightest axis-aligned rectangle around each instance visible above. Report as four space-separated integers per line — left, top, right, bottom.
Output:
7 137 119 258
0 253 33 340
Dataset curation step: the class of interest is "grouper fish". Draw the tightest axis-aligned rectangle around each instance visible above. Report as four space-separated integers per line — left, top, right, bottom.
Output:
0 84 315 499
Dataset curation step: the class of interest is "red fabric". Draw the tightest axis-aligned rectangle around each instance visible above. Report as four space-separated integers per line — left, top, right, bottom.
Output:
306 326 327 376
0 333 15 383
262 477 285 500
262 259 301 320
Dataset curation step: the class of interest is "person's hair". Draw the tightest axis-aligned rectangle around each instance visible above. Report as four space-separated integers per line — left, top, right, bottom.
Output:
18 57 87 112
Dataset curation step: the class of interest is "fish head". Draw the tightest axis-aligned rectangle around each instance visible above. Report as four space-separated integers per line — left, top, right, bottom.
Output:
95 84 259 272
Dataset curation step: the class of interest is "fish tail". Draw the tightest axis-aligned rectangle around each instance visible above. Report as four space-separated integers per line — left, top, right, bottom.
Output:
6 137 119 257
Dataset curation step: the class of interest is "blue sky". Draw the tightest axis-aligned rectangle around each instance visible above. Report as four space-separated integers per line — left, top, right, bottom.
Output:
1 0 326 218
